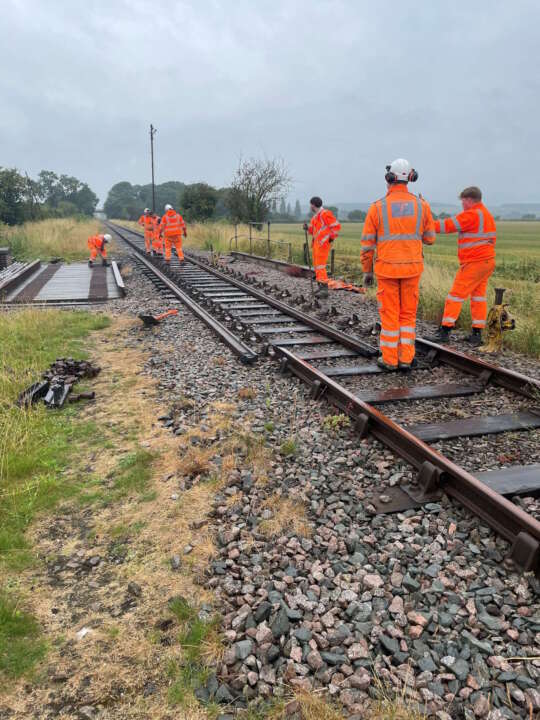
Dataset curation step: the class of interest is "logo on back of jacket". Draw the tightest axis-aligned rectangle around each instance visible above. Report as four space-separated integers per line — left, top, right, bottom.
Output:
391 202 415 217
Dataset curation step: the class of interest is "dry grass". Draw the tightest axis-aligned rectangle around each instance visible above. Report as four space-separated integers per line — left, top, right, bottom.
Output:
258 495 312 538
2 218 107 262
237 386 258 400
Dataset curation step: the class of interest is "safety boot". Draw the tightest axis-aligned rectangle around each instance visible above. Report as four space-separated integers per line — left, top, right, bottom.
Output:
430 326 452 343
101 259 110 267
88 260 93 267
464 328 483 346
377 357 398 372
314 282 329 299
398 358 418 372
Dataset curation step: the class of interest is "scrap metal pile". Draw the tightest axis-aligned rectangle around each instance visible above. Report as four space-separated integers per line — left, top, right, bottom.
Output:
17 358 101 409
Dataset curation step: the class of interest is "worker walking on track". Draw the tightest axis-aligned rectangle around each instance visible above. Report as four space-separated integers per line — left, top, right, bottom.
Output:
361 159 436 371
138 208 153 253
430 187 496 346
151 213 163 256
87 233 111 267
303 197 341 298
161 204 187 263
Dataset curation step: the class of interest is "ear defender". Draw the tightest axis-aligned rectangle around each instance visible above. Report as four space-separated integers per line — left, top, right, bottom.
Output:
385 165 396 183
408 169 419 182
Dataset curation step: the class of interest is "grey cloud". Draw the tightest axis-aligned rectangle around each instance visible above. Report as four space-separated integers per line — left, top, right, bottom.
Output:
1 0 539 205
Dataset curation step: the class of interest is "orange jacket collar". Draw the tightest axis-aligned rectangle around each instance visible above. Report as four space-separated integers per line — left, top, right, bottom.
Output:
386 183 411 196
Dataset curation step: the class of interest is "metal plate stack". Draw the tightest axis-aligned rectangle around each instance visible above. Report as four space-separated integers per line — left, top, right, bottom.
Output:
0 247 11 269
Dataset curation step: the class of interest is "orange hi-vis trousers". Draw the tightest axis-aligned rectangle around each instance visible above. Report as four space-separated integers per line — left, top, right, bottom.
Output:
144 232 153 253
164 235 184 262
152 235 163 254
442 259 495 329
376 275 420 366
312 239 331 282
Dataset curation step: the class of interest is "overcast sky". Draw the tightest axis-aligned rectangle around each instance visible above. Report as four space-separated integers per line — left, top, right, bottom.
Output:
1 0 539 206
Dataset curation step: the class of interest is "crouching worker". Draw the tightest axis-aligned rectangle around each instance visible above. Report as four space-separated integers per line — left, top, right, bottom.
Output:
361 159 435 371
88 233 111 267
304 196 341 298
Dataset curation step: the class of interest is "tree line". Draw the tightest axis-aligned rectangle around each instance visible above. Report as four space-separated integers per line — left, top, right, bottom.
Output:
0 168 98 225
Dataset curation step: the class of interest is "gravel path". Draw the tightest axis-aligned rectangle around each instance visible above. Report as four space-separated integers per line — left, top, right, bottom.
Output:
97 241 540 720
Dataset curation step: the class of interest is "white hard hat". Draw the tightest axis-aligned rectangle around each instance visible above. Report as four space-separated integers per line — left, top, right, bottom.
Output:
385 158 418 183
164 204 173 211
144 207 150 213
103 234 112 243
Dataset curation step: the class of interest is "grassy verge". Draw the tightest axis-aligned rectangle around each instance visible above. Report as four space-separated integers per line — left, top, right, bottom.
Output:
114 218 540 356
1 218 103 262
0 309 109 678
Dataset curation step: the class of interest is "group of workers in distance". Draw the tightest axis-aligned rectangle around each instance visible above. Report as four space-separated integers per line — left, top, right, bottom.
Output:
87 159 496 374
308 158 497 371
138 204 187 263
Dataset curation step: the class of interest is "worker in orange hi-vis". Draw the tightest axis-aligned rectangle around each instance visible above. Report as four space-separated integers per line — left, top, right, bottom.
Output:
151 213 163 256
161 204 187 263
138 208 153 253
430 186 496 347
303 197 341 298
87 233 111 267
361 159 436 371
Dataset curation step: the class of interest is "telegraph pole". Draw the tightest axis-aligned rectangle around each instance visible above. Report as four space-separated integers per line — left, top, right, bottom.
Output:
150 124 157 213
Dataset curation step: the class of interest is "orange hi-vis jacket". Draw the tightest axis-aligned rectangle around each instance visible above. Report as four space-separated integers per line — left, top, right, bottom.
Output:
152 216 162 239
137 214 146 229
143 214 154 236
308 207 341 245
435 202 496 263
160 209 186 238
361 184 436 278
87 234 108 257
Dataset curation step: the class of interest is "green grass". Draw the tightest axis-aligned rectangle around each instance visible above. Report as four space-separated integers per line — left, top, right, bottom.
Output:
0 593 46 678
0 309 109 681
120 218 538 357
279 438 297 456
1 217 103 262
0 309 110 569
166 597 222 708
78 448 156 509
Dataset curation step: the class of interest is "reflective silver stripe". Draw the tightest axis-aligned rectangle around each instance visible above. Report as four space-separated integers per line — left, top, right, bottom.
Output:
458 232 496 240
442 316 456 324
381 329 400 336
328 222 340 228
446 294 464 302
477 209 484 234
381 198 390 238
378 234 421 243
438 222 446 234
361 234 376 240
400 326 416 333
380 340 398 348
314 264 326 270
451 215 462 230
458 239 496 249
423 230 436 238
472 296 487 302
472 320 486 327
415 196 423 236
399 338 415 345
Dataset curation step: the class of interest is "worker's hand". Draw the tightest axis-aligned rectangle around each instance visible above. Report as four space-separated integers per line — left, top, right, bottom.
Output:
303 223 308 232
363 272 374 287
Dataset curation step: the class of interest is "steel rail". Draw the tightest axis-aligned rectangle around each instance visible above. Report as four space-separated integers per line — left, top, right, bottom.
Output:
277 347 540 573
106 224 258 364
183 255 378 358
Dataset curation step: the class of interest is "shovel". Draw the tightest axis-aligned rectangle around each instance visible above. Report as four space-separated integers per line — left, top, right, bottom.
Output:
138 309 179 327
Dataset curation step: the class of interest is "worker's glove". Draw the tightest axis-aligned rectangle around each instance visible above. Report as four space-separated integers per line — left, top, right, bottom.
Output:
328 238 334 244
303 223 309 232
183 231 187 237
363 272 374 287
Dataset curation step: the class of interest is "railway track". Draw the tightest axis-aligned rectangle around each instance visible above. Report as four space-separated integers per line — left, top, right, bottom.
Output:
107 222 540 574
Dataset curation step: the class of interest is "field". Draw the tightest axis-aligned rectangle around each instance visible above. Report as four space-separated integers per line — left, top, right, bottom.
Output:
0 218 103 262
116 219 540 357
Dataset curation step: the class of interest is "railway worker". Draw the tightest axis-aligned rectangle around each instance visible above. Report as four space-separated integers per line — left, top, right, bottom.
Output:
303 197 341 298
161 204 187 263
151 213 163 256
138 208 153 253
87 233 112 267
361 158 436 371
430 187 496 346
